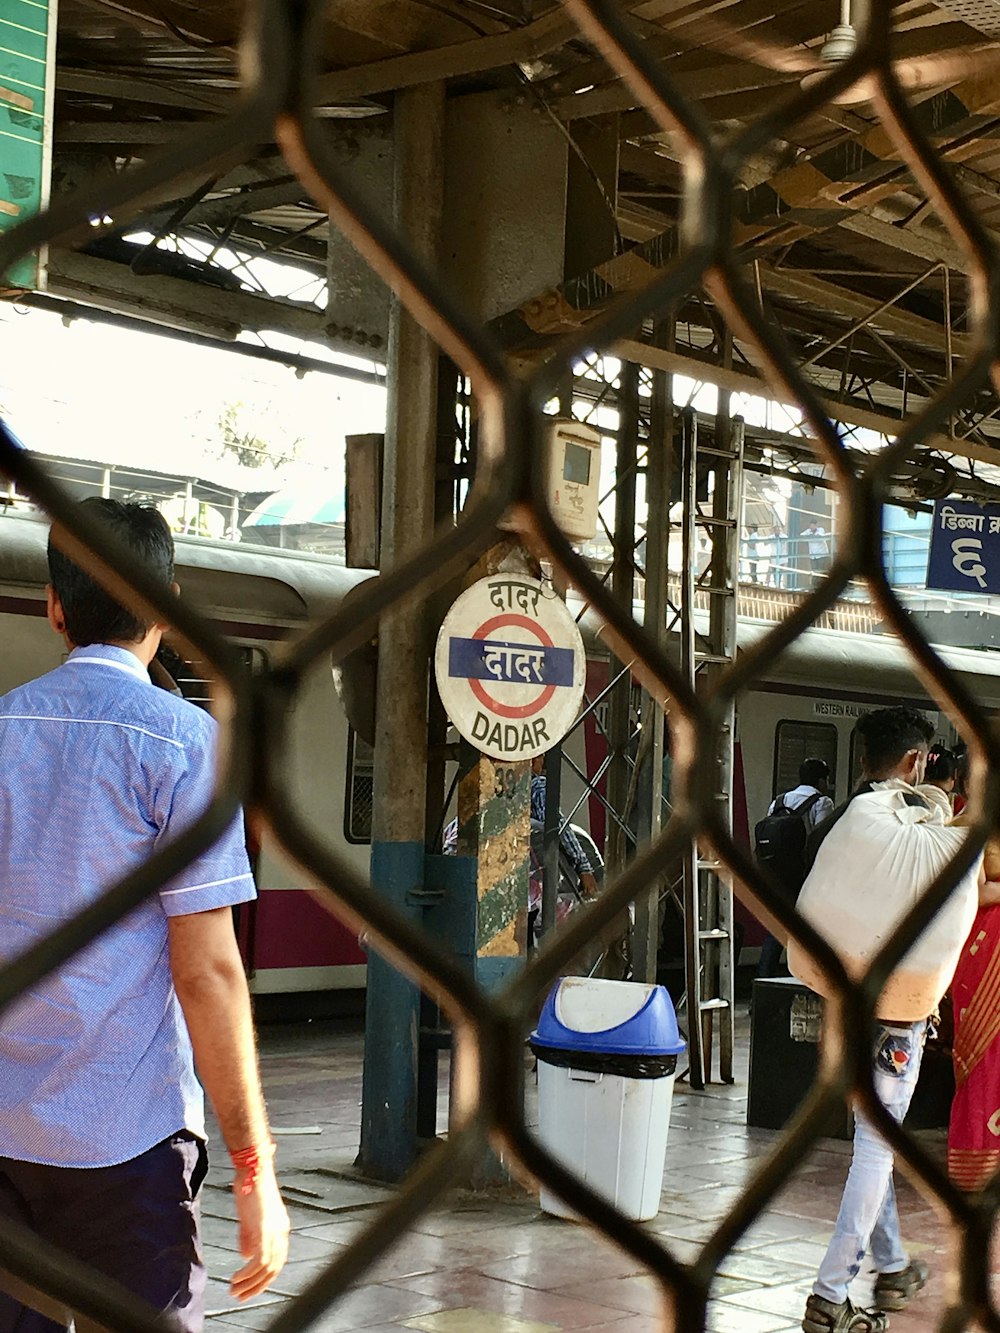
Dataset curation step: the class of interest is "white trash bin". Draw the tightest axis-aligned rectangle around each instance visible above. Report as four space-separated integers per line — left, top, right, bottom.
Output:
530 976 686 1222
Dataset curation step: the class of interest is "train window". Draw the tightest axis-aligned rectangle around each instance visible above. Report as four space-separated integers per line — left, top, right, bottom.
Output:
345 729 375 844
772 721 838 798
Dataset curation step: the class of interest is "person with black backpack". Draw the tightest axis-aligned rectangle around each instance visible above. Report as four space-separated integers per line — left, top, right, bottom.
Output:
754 758 834 977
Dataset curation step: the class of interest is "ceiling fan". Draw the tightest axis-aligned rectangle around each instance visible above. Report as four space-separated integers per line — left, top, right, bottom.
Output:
677 2 1000 107
797 0 997 104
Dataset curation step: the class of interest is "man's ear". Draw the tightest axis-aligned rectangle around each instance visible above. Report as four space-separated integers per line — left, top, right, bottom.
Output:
45 585 67 637
153 581 181 634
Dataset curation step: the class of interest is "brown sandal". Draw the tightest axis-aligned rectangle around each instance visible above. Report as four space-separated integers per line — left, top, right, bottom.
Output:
873 1259 929 1312
802 1294 888 1333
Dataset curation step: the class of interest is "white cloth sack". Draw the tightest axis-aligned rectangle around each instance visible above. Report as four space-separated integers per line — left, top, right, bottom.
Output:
787 782 981 1020
916 783 954 822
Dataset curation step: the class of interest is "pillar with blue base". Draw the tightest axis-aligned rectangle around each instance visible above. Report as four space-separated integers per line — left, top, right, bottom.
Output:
359 841 426 1181
357 79 444 1183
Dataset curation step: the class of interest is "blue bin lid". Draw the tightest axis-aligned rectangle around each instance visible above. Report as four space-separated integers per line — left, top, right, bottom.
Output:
531 977 686 1057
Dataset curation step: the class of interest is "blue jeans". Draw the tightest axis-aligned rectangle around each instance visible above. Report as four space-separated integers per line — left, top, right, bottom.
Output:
814 1020 927 1304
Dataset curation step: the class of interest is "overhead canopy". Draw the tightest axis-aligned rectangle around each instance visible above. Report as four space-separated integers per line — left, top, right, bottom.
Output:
13 0 1000 497
243 489 345 528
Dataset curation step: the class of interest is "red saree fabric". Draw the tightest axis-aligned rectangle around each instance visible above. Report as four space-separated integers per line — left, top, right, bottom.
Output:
948 903 1000 1189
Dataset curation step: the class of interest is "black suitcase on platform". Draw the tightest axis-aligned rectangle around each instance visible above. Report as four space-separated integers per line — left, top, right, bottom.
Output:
748 977 852 1139
747 977 953 1138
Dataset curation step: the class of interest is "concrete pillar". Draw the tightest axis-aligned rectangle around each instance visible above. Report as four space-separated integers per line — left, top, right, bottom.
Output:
359 81 443 1182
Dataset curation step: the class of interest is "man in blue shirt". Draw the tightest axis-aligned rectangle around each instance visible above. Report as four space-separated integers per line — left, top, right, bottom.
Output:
0 499 289 1332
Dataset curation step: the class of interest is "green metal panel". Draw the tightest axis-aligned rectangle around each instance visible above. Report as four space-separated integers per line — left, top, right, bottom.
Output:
0 0 55 289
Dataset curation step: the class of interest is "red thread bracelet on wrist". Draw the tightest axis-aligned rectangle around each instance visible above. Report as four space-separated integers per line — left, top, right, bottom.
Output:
230 1140 276 1195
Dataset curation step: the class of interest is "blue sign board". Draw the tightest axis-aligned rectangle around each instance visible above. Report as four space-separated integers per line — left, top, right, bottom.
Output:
927 499 1000 594
448 636 575 687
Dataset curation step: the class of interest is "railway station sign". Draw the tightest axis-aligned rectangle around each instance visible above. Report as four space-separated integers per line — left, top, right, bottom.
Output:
434 574 586 762
927 499 1000 595
0 0 57 290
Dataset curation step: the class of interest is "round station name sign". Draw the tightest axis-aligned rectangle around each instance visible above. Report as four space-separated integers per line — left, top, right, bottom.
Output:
434 574 586 762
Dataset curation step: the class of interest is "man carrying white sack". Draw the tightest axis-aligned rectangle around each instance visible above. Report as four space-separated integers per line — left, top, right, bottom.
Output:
787 707 982 1333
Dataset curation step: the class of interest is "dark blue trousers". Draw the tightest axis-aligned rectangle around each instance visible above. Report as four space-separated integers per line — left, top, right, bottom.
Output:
0 1133 207 1333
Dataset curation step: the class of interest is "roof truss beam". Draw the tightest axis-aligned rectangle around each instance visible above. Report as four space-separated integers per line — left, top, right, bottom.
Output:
612 336 999 465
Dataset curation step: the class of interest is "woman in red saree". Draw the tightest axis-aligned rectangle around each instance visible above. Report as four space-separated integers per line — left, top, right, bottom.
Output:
948 840 1000 1189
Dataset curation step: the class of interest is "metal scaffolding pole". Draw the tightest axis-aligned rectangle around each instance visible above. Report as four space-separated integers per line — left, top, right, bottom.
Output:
605 358 640 892
541 373 575 941
360 81 444 1181
708 379 741 1087
679 369 744 1087
632 326 674 982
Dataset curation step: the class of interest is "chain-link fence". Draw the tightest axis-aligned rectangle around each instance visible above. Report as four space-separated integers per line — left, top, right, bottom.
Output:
2 0 1000 1329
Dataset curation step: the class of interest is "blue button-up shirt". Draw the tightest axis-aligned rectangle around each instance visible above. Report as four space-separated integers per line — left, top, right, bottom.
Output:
0 644 256 1167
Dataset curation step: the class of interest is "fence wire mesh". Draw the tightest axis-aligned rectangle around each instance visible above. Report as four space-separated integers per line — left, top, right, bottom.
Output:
2 0 1000 1329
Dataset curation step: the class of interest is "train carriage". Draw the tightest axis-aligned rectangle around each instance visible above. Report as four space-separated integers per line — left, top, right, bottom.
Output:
3 506 999 996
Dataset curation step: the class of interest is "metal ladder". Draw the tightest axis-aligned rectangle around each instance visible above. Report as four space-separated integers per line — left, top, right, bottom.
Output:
679 404 744 1090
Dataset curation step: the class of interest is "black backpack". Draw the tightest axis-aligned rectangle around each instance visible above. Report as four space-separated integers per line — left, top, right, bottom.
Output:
753 793 822 902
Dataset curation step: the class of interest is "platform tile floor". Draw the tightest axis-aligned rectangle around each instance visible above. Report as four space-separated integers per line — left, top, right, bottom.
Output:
201 1012 957 1333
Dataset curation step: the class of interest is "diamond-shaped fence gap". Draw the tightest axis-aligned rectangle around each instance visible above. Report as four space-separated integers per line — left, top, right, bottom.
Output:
0 428 242 680
261 1131 487 1333
0 0 292 290
260 681 490 1024
512 809 691 1010
697 260 879 667
274 89 553 681
560 0 714 165
488 1107 697 1321
269 5 511 444
536 109 874 671
866 59 994 325
720 15 998 487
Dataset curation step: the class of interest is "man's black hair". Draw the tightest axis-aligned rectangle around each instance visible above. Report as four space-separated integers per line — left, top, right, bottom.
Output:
855 706 934 778
799 758 830 788
925 746 958 784
48 498 175 647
